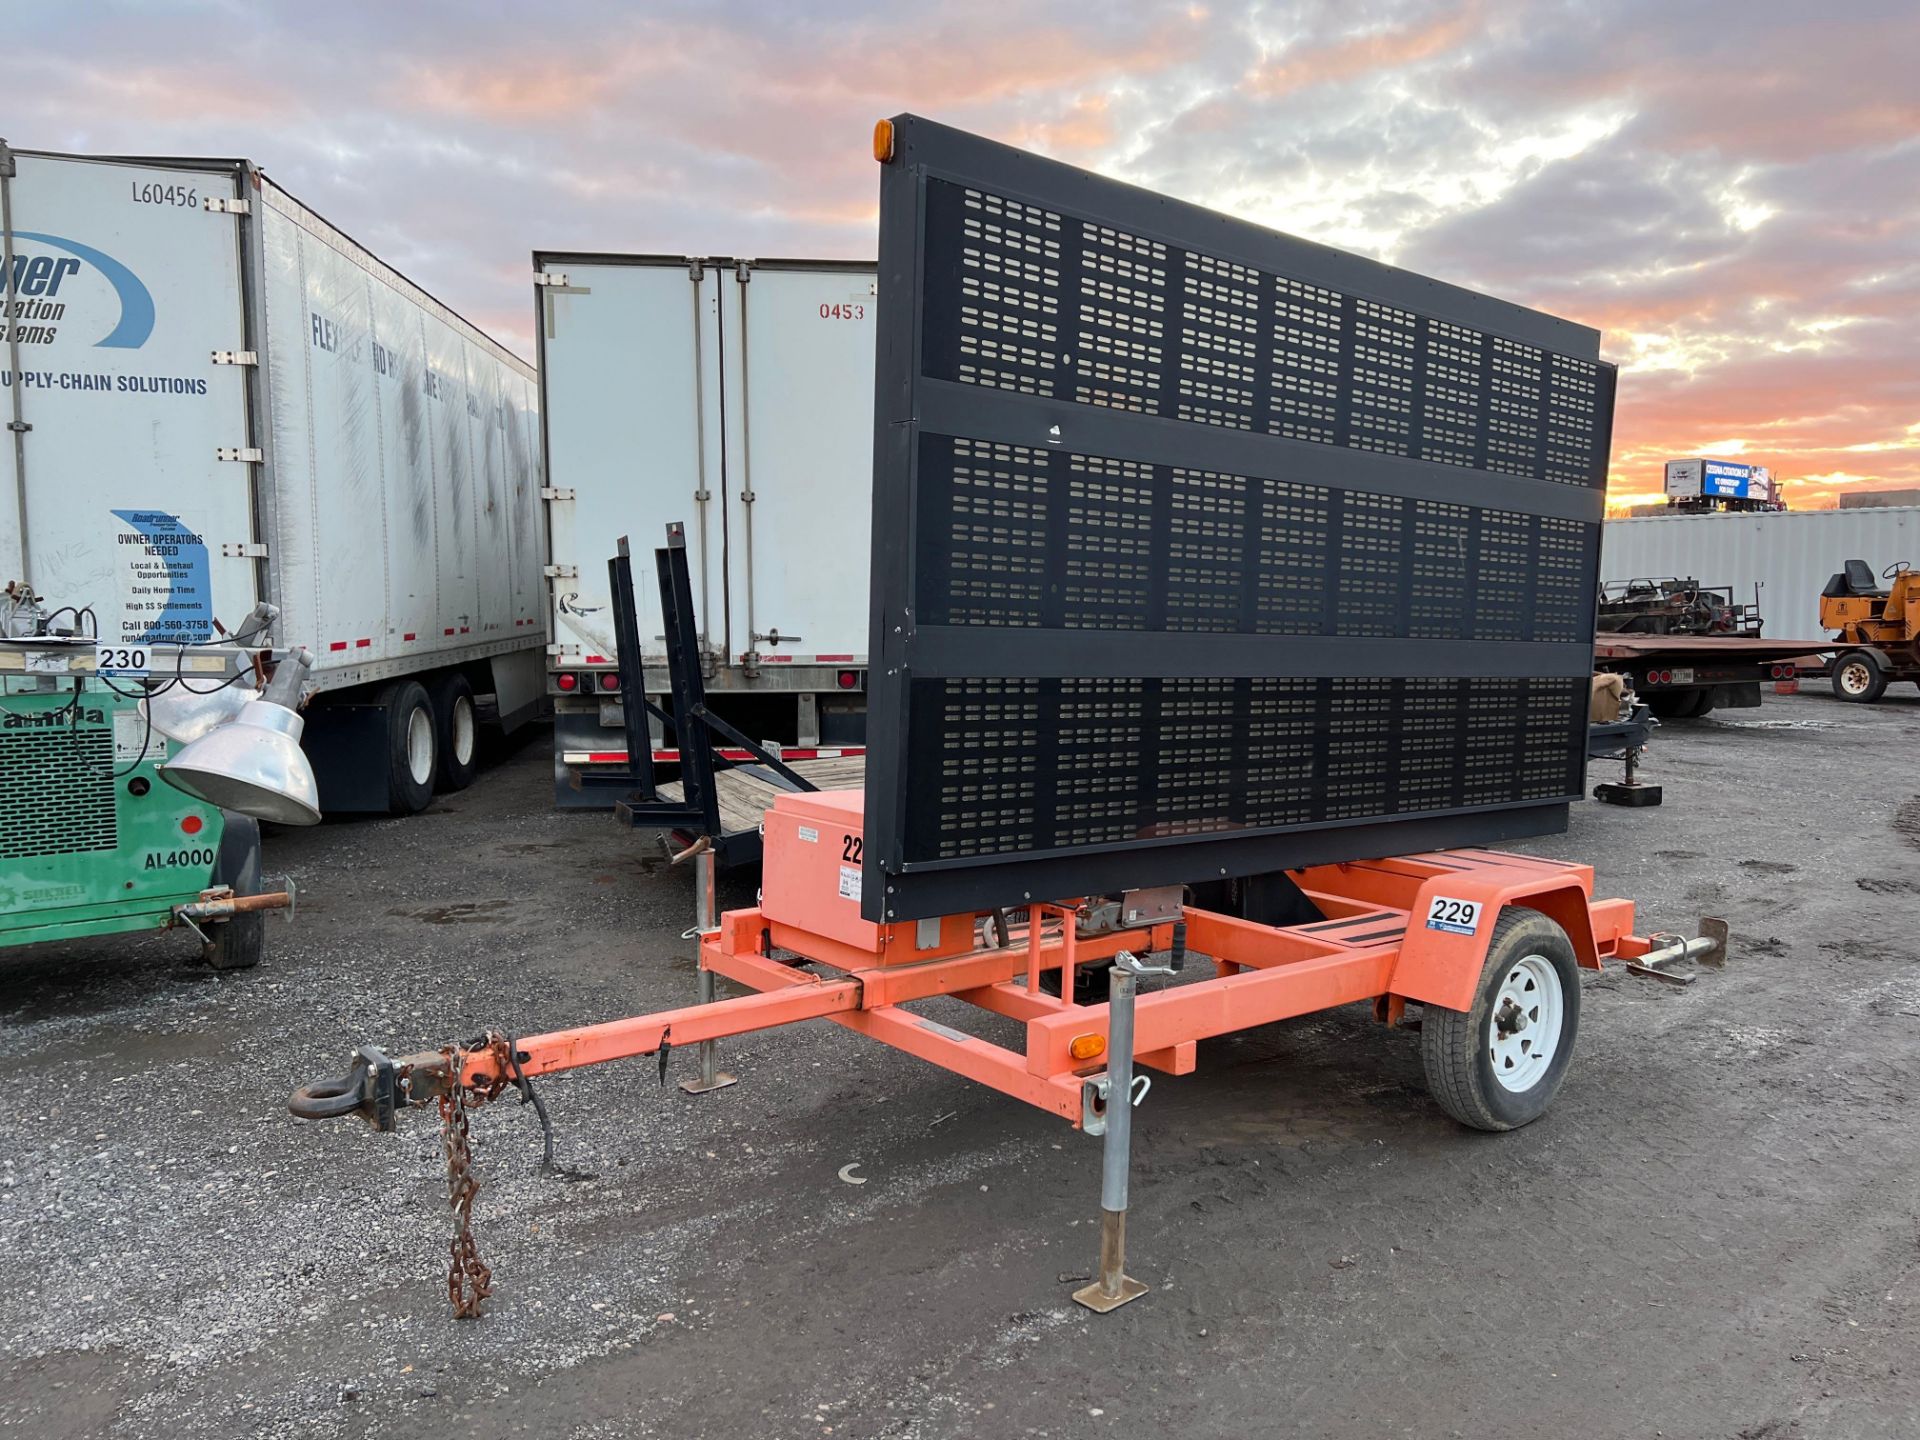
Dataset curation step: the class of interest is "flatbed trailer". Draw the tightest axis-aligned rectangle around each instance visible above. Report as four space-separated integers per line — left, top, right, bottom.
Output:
1594 633 1828 719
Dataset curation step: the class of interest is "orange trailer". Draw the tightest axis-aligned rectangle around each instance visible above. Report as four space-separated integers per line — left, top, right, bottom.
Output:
293 786 1725 1315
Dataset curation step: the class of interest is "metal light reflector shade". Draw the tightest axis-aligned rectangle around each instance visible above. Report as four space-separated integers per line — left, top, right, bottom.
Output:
158 648 321 826
142 600 279 742
142 682 260 744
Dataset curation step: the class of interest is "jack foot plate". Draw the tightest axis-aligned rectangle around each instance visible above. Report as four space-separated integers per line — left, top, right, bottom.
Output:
1072 1274 1149 1313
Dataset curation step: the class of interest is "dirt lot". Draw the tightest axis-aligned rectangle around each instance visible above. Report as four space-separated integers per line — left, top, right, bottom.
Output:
3 689 1918 1439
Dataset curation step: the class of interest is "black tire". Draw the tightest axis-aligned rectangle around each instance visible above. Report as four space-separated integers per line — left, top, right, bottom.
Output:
429 671 479 793
381 679 436 814
206 815 267 971
1421 907 1581 1132
1647 689 1712 720
1832 649 1886 703
1039 956 1113 1004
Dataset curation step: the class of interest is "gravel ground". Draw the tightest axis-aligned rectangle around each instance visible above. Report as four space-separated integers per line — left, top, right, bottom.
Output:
3 690 1918 1439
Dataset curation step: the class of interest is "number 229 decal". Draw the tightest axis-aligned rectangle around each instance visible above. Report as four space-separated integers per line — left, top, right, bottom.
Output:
1425 896 1483 936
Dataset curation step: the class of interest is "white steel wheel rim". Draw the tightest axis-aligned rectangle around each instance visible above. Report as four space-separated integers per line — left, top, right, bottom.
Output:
1488 953 1564 1093
406 705 435 785
451 695 477 766
1839 661 1872 695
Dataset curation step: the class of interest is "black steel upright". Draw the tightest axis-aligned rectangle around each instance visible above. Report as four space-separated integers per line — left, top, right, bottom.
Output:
609 537 659 801
611 523 820 859
863 115 1617 922
654 522 723 837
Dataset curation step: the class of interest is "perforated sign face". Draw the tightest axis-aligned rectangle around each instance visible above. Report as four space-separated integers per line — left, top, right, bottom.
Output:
863 116 1613 922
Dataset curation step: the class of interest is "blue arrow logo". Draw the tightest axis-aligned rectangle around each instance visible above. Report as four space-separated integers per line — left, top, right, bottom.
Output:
10 231 155 349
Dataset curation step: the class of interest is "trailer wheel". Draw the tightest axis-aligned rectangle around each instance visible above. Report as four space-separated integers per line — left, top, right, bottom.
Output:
206 816 267 971
382 680 437 814
1420 908 1580 1132
1646 690 1710 720
430 671 479 792
1832 650 1886 703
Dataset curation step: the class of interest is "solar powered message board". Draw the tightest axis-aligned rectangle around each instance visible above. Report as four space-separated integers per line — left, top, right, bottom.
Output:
862 115 1614 923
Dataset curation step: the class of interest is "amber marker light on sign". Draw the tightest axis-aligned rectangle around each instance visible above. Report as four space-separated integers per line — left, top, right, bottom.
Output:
873 119 895 163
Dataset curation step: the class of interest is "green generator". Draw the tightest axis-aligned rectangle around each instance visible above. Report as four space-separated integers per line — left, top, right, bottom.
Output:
0 641 293 969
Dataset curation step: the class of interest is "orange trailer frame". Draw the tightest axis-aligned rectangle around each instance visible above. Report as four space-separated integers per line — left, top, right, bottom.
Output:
292 789 1723 1315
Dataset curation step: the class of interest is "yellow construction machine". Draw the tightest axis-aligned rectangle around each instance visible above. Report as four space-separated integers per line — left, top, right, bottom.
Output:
1821 559 1920 702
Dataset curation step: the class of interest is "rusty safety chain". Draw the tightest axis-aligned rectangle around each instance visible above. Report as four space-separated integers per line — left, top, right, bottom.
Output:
438 1046 494 1318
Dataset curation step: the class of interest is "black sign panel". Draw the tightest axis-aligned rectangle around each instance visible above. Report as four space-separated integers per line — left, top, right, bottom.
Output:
864 116 1614 922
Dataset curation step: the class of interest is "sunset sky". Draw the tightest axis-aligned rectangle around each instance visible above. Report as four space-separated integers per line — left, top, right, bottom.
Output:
10 0 1916 510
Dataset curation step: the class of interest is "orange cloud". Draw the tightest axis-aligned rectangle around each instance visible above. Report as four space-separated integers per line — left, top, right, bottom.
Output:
1008 95 1117 159
411 60 612 120
1244 3 1484 98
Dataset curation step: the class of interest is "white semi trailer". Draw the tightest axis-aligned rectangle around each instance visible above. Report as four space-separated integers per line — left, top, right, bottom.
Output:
533 254 874 807
0 142 546 813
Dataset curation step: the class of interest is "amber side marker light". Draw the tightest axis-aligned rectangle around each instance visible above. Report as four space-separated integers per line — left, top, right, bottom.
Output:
1069 1034 1107 1062
873 118 895 163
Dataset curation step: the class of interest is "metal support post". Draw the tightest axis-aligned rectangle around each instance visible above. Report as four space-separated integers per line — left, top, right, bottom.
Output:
1073 950 1169 1312
680 844 738 1094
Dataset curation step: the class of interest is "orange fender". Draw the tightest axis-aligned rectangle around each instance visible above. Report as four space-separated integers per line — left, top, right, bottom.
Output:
1389 871 1600 1014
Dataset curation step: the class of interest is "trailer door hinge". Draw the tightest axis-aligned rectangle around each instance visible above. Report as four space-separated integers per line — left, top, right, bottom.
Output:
203 196 250 215
222 541 269 558
533 271 570 287
216 446 264 463
543 564 578 579
4 420 29 434
211 349 258 366
687 259 705 282
539 486 575 501
735 261 752 284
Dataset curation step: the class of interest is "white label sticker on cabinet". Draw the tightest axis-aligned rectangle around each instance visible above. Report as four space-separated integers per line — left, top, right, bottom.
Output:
1425 896 1482 936
837 865 862 901
797 826 819 843
113 708 165 764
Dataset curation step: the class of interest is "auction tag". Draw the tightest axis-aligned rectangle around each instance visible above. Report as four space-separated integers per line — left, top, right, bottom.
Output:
837 865 862 901
1425 896 1482 936
96 642 152 677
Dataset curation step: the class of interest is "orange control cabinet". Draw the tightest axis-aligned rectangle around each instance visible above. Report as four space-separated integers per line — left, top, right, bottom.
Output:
761 790 976 966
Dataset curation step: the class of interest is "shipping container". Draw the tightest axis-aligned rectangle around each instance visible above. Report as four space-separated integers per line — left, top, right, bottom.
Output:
1601 507 1920 638
533 253 874 807
0 142 546 813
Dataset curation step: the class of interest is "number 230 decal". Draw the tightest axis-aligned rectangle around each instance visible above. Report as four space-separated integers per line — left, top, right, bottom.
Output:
1425 896 1482 936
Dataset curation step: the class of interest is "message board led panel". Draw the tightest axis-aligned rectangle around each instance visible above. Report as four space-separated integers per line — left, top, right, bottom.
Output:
863 116 1614 922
